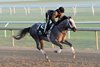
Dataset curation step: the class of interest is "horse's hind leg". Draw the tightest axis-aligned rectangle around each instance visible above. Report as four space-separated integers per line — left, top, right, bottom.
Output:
62 40 76 59
39 40 50 62
35 40 41 50
40 49 50 62
34 39 50 62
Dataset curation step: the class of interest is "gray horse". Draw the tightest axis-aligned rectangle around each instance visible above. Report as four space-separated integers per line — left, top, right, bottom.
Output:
13 18 77 61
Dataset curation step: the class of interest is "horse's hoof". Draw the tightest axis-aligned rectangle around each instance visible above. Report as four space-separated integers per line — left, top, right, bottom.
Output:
54 49 62 53
47 59 51 63
54 50 57 53
73 54 76 59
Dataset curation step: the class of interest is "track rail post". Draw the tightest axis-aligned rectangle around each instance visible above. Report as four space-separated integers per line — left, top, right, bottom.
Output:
95 31 99 50
11 30 15 47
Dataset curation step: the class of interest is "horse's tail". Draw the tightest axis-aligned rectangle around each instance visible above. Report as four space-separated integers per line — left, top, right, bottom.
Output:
13 27 30 40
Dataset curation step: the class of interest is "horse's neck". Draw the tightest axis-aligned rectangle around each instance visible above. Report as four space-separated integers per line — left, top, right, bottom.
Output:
56 20 67 31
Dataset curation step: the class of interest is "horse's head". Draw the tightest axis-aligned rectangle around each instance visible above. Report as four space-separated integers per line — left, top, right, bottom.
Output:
55 16 77 32
64 19 77 32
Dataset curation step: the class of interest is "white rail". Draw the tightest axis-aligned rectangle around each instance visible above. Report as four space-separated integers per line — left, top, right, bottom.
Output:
0 3 99 16
0 27 99 50
0 21 100 25
0 27 100 31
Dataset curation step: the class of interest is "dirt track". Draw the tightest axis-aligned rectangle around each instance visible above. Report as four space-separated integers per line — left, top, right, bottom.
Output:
0 47 99 67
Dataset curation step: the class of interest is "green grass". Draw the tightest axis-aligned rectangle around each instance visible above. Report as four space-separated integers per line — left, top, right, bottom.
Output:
76 24 100 27
69 31 99 50
0 30 100 51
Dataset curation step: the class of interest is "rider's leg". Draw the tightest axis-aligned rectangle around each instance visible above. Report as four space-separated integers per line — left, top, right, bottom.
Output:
45 12 48 23
44 12 49 33
47 23 54 34
44 15 51 34
44 21 50 33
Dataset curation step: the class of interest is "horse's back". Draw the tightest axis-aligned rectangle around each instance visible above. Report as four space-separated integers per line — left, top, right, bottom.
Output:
31 23 45 29
29 23 45 34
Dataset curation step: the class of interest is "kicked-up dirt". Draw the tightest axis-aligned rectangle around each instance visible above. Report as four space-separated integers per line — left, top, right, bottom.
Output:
0 47 99 67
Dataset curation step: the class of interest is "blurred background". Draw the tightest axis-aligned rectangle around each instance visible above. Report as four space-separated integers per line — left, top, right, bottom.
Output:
0 0 100 51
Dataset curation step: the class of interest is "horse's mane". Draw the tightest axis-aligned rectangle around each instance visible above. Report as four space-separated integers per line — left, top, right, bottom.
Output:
55 15 70 25
56 19 69 28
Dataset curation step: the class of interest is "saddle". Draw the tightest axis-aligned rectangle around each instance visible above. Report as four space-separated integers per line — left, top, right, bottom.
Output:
37 24 47 36
37 24 51 41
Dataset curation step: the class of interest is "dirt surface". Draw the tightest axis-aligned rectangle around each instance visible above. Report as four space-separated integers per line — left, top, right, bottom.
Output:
0 47 99 67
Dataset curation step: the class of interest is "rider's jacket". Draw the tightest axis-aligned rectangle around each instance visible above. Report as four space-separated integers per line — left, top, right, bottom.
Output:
46 9 61 23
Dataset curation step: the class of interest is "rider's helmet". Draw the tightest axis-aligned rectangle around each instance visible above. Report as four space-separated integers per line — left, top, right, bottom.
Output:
58 7 64 13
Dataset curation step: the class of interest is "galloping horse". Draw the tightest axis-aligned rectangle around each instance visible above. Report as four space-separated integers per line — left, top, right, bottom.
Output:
13 17 77 61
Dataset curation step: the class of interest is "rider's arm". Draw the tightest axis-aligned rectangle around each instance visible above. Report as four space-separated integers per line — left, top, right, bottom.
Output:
51 11 58 23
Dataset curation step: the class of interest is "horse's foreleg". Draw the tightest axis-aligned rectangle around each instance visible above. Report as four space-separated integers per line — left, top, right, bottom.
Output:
71 47 76 59
63 40 76 59
53 40 63 53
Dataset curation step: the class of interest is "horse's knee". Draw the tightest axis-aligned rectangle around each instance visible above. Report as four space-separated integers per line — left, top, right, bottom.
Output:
65 40 72 47
58 43 63 49
68 43 72 47
37 46 40 50
55 40 63 49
